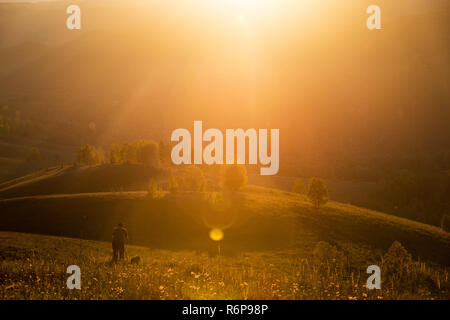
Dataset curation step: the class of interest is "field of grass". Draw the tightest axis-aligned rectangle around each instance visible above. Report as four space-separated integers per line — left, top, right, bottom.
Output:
0 232 448 300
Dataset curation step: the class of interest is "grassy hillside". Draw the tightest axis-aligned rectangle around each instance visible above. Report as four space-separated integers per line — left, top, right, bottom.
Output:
0 184 449 265
0 231 448 300
0 164 169 198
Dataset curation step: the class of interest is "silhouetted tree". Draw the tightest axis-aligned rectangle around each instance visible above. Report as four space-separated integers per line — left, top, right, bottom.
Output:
108 144 122 164
137 141 159 167
159 140 172 165
180 166 205 192
168 176 179 194
307 177 329 209
77 144 102 165
147 178 162 199
222 165 248 192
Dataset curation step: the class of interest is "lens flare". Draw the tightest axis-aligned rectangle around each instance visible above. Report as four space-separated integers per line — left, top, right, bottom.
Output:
209 228 224 241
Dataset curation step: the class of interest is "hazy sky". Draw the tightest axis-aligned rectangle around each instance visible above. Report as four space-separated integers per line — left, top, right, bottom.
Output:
0 0 448 12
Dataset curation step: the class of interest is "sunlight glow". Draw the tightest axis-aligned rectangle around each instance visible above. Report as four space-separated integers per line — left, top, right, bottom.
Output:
209 228 224 241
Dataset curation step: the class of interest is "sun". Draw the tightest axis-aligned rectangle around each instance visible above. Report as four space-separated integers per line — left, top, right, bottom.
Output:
232 0 273 12
209 228 224 241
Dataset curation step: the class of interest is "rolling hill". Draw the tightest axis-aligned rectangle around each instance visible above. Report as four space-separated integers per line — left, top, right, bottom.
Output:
0 164 169 198
0 166 448 265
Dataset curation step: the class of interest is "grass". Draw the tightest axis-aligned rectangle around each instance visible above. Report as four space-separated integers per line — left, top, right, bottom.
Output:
0 232 448 300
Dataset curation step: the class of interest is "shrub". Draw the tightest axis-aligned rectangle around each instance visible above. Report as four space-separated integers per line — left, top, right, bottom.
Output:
382 241 412 279
221 165 248 192
307 177 329 208
381 241 439 295
312 241 346 272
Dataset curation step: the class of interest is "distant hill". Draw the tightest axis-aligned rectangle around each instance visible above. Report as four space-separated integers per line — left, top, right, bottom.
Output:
0 42 51 79
0 1 448 155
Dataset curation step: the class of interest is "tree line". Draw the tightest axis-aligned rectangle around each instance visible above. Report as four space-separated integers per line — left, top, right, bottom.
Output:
76 140 172 167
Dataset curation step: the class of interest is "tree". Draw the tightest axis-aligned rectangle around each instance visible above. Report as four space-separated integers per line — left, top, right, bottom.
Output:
108 144 122 164
307 177 329 209
180 166 205 192
77 144 102 165
292 178 305 194
147 178 161 199
168 176 179 194
120 142 137 164
108 140 161 166
159 140 172 165
26 147 41 167
137 141 159 167
222 165 248 192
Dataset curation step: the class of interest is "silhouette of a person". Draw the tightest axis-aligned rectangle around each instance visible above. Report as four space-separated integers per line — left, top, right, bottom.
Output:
112 223 128 262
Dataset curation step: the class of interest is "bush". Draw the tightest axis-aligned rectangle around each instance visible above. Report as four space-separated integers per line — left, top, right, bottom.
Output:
292 178 305 194
221 165 248 192
307 177 329 208
382 241 412 278
313 241 345 266
381 241 439 295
